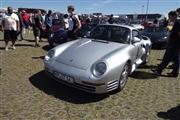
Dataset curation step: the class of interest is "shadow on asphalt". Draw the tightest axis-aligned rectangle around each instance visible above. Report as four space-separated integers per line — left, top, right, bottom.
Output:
15 43 35 47
157 105 180 120
130 70 158 80
24 39 47 43
0 47 5 50
32 56 45 60
23 39 36 42
42 45 52 51
29 70 109 104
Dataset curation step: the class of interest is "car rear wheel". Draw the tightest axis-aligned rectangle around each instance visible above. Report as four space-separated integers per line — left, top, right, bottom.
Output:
117 63 129 91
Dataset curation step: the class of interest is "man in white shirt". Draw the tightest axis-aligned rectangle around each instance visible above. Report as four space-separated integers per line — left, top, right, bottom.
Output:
67 5 81 40
2 7 19 51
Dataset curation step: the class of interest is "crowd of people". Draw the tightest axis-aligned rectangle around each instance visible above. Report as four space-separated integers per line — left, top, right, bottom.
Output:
0 6 180 77
0 5 82 50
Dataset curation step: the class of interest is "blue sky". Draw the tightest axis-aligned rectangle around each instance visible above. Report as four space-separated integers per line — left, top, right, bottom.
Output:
1 0 179 15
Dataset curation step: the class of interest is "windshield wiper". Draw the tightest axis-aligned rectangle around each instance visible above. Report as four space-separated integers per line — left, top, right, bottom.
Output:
91 39 109 43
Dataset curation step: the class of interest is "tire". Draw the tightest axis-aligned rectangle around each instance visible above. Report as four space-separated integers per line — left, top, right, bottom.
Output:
117 63 129 91
142 46 150 65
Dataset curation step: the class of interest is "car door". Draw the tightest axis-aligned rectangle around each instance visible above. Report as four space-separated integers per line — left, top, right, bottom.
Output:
131 30 145 62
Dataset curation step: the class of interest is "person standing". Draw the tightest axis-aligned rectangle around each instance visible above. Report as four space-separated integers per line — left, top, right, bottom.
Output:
44 10 52 39
108 14 114 24
177 8 180 19
17 10 24 41
67 5 81 40
21 10 30 34
152 11 180 77
63 14 69 30
32 10 43 47
1 7 19 51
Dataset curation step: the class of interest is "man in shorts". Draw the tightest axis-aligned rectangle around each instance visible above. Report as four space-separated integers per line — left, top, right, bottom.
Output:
1 7 19 51
32 10 43 47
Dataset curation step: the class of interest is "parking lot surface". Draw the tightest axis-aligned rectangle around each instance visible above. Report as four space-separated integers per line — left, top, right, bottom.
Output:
0 33 179 120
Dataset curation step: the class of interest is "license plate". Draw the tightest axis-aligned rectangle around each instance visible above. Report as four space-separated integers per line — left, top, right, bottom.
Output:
54 71 74 83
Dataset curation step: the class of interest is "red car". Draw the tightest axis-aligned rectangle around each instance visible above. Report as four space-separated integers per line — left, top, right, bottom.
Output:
41 19 64 38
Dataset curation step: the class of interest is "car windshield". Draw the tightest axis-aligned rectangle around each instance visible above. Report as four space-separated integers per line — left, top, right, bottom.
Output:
88 25 131 44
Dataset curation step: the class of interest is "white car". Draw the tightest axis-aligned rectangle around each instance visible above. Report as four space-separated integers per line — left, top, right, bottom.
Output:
44 24 151 94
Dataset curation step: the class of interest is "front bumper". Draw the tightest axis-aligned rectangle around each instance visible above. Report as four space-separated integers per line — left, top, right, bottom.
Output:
44 61 119 94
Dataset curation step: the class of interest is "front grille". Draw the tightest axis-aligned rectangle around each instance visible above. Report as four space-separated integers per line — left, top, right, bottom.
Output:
107 80 119 91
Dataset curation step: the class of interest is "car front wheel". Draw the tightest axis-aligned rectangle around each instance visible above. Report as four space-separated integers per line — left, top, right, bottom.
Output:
117 63 129 91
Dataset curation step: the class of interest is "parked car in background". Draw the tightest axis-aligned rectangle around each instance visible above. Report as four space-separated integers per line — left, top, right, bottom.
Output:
44 24 151 94
131 24 144 31
41 18 64 38
48 23 95 47
48 29 68 47
141 27 169 48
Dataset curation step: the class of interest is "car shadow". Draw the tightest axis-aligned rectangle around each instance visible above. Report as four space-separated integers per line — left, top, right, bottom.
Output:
42 45 52 51
130 70 158 80
152 47 165 50
138 64 157 69
157 105 180 120
29 71 109 104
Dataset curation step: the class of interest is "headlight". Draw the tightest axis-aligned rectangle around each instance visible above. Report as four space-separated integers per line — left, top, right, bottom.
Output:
163 36 167 39
93 62 107 77
45 50 55 61
48 50 55 58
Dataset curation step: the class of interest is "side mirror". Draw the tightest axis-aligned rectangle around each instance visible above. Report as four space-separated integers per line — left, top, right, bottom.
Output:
132 37 141 44
141 35 149 40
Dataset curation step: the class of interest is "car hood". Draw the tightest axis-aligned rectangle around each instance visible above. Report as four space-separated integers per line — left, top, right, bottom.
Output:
55 39 128 70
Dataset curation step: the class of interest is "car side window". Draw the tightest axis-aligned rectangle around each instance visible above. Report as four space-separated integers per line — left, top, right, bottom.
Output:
132 30 141 39
110 26 130 43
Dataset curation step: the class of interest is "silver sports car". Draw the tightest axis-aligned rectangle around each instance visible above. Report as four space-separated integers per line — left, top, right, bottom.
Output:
44 24 151 94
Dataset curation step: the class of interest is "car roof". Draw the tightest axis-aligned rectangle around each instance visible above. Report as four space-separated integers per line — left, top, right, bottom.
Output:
98 24 137 30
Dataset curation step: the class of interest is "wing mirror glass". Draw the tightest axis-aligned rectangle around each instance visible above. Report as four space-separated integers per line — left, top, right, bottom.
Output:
132 37 141 44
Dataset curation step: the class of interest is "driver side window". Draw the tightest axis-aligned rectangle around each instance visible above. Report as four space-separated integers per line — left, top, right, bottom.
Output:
132 30 140 39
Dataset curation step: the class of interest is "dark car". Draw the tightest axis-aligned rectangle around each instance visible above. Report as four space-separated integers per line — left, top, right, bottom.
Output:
48 29 68 47
142 27 169 48
48 23 95 47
